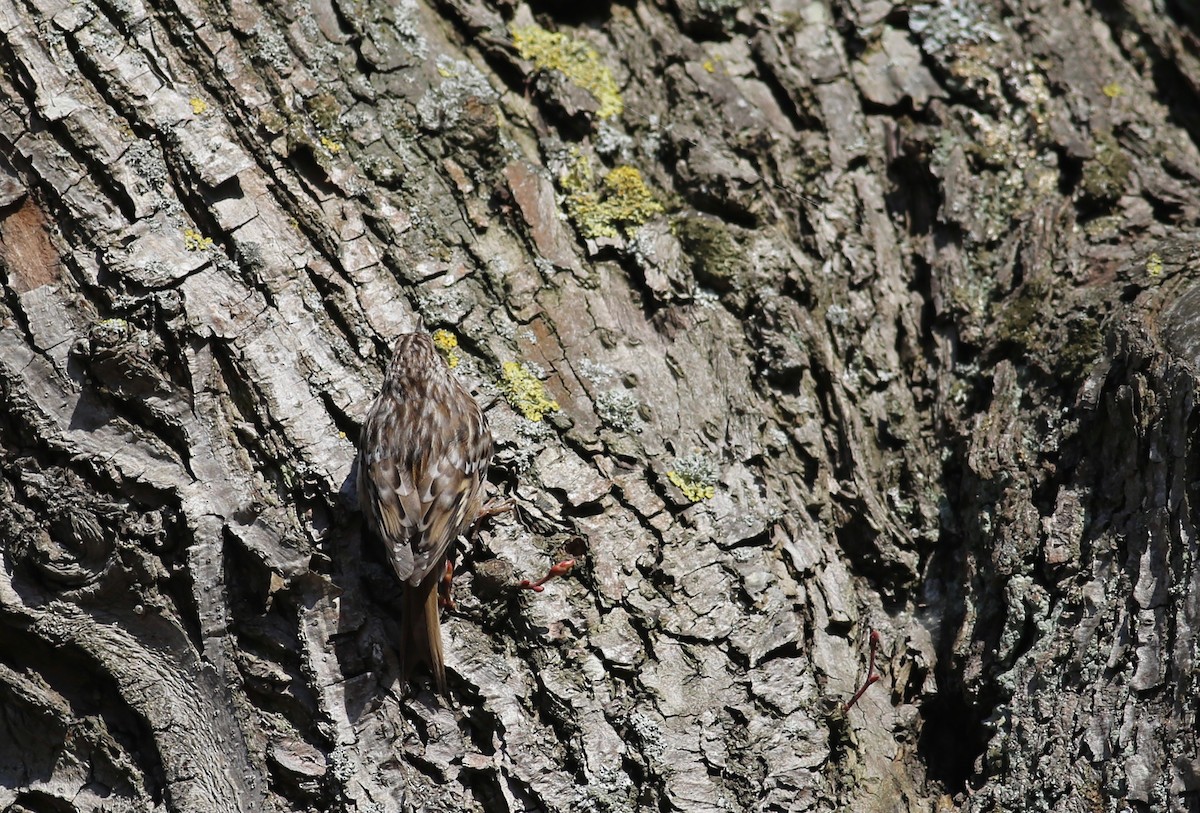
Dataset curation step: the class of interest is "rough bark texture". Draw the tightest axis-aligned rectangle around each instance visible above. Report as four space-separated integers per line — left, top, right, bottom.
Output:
1 0 1199 808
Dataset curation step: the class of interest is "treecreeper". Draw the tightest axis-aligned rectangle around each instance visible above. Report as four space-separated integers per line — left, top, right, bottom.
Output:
358 332 494 694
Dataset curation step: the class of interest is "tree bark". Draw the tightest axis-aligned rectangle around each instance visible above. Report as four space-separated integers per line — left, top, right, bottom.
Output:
1 0 1199 808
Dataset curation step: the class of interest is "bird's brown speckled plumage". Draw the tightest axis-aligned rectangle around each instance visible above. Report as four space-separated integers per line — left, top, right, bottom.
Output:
358 332 492 694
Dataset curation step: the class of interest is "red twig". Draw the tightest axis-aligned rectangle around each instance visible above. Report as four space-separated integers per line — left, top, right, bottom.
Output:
518 559 576 592
843 629 882 713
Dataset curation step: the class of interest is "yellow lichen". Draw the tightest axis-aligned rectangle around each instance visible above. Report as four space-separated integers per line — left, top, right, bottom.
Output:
510 24 623 119
561 153 664 239
183 227 213 252
667 470 715 502
319 135 343 154
431 329 461 368
1147 252 1163 278
1101 82 1123 99
502 361 560 422
666 452 718 502
189 97 208 115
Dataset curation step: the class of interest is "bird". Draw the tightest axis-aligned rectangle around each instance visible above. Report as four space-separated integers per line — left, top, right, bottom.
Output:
357 332 493 694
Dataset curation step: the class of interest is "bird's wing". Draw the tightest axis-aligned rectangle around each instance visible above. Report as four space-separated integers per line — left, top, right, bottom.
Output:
361 389 492 587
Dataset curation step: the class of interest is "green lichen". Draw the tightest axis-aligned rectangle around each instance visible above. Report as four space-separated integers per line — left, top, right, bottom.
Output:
502 361 560 422
303 94 348 160
1080 130 1131 206
1082 214 1121 241
259 107 287 135
511 24 623 119
667 452 718 502
1056 315 1103 381
996 282 1101 382
91 318 131 341
305 92 342 133
673 215 743 291
1146 252 1163 278
562 154 663 239
995 282 1047 350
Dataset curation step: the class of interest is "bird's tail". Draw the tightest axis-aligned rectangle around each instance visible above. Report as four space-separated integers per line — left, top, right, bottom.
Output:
402 574 446 694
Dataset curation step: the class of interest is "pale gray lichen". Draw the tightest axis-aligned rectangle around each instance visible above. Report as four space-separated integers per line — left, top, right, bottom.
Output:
595 389 643 432
578 358 618 385
516 359 549 380
392 0 429 61
594 120 634 159
417 57 497 132
673 453 715 481
910 0 1004 50
693 287 721 309
251 22 295 74
514 417 554 442
124 140 169 194
416 287 467 322
886 486 913 517
697 0 742 14
765 426 789 450
628 713 666 759
507 417 553 473
571 763 636 813
491 320 518 341
487 403 553 475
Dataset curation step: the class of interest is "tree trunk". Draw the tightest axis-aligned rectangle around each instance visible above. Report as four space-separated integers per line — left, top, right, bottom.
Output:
1 0 1199 808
